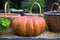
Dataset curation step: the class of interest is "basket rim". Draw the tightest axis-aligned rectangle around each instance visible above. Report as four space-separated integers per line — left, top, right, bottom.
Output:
44 11 60 15
0 13 20 17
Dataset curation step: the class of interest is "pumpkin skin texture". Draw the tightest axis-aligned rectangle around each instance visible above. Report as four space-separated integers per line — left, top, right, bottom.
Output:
12 16 46 36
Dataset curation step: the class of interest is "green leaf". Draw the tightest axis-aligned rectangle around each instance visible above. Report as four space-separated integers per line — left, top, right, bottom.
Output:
0 18 10 34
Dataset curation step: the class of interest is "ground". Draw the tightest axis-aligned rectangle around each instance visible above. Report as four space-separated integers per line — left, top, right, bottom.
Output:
0 28 60 39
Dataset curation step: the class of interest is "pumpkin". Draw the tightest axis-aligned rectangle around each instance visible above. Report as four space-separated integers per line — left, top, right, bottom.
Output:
12 16 46 36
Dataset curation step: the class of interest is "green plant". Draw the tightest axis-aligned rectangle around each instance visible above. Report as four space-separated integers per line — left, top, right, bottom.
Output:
0 18 10 34
2 0 45 12
21 0 45 13
2 0 21 8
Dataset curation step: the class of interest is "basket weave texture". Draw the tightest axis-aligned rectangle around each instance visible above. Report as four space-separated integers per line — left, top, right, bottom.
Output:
45 15 60 32
44 3 60 32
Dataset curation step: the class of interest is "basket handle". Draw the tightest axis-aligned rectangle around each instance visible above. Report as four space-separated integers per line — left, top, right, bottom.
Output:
30 2 41 14
51 3 59 11
4 2 10 17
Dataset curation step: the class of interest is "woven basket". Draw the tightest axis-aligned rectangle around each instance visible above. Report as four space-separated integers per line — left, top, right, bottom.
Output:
1 2 20 17
0 2 20 27
44 3 60 32
24 2 43 17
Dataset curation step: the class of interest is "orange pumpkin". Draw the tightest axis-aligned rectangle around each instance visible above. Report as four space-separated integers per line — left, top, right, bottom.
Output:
12 16 46 36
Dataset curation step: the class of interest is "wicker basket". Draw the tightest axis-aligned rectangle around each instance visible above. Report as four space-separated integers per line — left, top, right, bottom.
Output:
24 2 43 17
1 2 20 17
0 2 20 27
44 3 60 32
